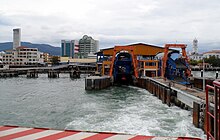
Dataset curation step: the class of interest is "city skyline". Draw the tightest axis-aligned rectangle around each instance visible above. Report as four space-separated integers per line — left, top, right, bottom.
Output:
0 0 220 51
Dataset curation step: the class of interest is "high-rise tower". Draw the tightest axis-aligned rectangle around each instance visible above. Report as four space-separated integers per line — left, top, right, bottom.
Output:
61 40 79 58
79 35 99 58
193 38 198 54
13 28 21 49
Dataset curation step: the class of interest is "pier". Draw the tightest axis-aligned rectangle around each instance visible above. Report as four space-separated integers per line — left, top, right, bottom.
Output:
138 77 220 135
0 63 96 78
85 76 111 90
0 70 19 78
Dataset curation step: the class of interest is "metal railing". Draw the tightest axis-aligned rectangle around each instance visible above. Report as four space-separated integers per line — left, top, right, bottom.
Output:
206 80 220 140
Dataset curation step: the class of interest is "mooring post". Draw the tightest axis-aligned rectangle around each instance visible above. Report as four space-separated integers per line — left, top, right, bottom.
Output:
201 70 203 77
193 102 200 128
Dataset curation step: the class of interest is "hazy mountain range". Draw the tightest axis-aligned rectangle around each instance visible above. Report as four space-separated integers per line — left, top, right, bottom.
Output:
0 42 60 56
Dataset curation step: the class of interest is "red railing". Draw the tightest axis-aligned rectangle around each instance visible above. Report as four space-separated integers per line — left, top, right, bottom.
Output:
206 80 220 140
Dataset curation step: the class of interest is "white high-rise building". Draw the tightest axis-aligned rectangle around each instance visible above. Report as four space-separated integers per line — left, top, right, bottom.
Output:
79 35 99 58
13 28 21 49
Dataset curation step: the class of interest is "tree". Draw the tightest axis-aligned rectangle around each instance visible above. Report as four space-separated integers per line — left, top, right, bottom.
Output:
189 59 198 66
51 56 60 65
204 56 220 67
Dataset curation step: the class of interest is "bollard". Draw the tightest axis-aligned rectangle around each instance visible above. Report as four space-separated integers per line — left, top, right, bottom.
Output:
201 70 203 77
216 71 218 79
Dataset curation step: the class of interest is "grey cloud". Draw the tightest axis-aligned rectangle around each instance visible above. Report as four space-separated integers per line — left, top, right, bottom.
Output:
0 0 219 51
0 14 16 26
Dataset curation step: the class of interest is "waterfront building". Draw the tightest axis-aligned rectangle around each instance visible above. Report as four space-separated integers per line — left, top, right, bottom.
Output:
14 46 44 66
0 47 44 66
197 62 212 68
0 52 3 64
203 50 220 59
42 53 50 63
13 28 21 49
60 57 96 63
61 40 79 58
188 38 220 60
0 51 14 65
189 53 203 61
79 35 99 58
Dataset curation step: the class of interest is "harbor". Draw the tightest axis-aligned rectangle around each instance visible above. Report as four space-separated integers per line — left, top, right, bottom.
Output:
0 74 206 139
1 0 220 139
1 43 220 140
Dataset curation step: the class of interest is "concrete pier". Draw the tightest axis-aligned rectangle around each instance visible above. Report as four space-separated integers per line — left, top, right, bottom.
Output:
85 76 111 90
137 77 216 132
138 78 174 107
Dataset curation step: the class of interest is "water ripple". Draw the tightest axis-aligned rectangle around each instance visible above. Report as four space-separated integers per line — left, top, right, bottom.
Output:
0 75 205 139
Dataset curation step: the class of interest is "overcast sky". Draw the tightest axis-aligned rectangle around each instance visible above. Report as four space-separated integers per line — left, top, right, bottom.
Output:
0 0 219 51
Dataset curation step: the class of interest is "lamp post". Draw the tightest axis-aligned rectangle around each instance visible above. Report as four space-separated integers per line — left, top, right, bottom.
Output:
203 58 205 91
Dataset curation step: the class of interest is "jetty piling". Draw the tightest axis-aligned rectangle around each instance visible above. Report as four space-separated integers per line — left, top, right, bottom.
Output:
48 70 59 78
70 70 80 78
27 70 38 78
0 70 19 78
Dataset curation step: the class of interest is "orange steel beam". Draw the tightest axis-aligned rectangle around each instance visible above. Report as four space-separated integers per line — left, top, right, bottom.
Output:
109 49 116 77
162 45 169 78
131 50 138 78
162 44 191 78
109 46 138 78
164 44 186 48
